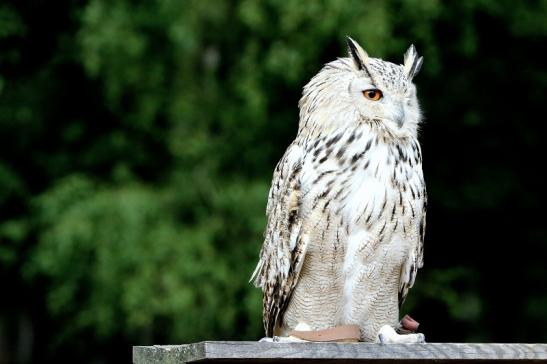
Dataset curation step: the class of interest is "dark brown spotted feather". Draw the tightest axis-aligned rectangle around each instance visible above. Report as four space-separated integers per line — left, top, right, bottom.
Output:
251 143 308 337
397 142 426 308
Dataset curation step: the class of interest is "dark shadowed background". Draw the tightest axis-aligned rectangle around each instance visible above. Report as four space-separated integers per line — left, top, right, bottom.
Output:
0 1 546 363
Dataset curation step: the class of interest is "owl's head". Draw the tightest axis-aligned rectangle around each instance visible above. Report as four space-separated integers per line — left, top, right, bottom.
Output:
299 37 424 138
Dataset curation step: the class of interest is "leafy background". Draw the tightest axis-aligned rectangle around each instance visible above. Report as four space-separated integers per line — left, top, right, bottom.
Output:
0 1 546 363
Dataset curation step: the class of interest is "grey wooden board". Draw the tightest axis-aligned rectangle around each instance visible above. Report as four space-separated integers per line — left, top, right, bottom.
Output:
133 341 547 363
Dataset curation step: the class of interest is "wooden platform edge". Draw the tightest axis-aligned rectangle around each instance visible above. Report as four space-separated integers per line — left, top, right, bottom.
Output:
133 341 547 363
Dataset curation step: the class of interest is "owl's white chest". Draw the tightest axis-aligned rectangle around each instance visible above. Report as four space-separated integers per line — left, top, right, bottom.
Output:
341 141 419 311
300 128 423 235
294 126 424 337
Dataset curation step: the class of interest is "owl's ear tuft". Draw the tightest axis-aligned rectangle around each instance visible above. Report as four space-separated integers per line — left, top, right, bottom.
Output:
347 36 375 83
404 44 423 81
347 36 369 70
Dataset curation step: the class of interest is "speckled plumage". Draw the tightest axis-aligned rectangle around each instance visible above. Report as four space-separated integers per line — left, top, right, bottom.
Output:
251 38 426 342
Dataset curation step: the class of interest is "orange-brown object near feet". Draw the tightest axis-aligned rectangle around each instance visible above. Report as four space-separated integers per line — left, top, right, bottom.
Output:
400 315 420 332
288 325 361 342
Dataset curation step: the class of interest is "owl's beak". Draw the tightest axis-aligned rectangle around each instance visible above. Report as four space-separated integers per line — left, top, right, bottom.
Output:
395 104 405 128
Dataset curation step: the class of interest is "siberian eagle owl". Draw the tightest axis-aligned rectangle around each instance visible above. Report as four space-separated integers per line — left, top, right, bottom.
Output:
251 37 426 344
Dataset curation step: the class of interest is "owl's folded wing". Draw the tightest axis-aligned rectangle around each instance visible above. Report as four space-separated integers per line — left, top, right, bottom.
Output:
250 143 309 337
398 192 426 307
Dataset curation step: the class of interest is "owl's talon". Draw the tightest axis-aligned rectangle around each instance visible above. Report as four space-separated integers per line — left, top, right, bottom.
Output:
377 325 425 344
378 333 387 345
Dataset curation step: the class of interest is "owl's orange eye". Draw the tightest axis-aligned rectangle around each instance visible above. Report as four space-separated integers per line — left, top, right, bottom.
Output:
362 89 383 101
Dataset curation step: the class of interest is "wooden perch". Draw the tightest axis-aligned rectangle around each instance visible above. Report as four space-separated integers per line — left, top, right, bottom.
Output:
133 341 547 363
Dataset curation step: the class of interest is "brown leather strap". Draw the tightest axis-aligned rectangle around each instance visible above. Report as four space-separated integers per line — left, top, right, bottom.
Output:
400 314 419 332
288 325 361 342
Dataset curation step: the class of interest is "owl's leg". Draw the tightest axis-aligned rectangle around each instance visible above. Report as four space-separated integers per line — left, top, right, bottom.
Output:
377 325 425 344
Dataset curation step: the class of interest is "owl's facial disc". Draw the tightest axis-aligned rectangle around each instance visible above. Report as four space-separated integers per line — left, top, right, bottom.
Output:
350 77 407 129
361 88 405 128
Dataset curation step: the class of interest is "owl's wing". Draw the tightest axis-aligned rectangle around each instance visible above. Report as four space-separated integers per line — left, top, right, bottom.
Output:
398 191 427 307
250 143 309 337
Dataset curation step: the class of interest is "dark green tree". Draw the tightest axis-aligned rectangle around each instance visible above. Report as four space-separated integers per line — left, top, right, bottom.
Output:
0 1 545 362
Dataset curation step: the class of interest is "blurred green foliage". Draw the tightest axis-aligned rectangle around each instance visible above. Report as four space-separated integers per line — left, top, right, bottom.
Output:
0 1 546 363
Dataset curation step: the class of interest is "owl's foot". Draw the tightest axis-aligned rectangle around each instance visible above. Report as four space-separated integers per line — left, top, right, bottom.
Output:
260 323 361 343
259 336 308 343
377 325 425 344
258 323 311 342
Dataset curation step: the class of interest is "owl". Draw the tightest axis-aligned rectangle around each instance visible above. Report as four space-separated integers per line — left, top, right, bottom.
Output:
251 37 426 344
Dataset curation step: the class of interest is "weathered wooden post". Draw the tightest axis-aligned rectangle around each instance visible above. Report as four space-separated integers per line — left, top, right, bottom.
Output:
133 341 547 363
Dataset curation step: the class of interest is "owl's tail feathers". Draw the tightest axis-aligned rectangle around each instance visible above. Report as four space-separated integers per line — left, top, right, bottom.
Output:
249 259 264 286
